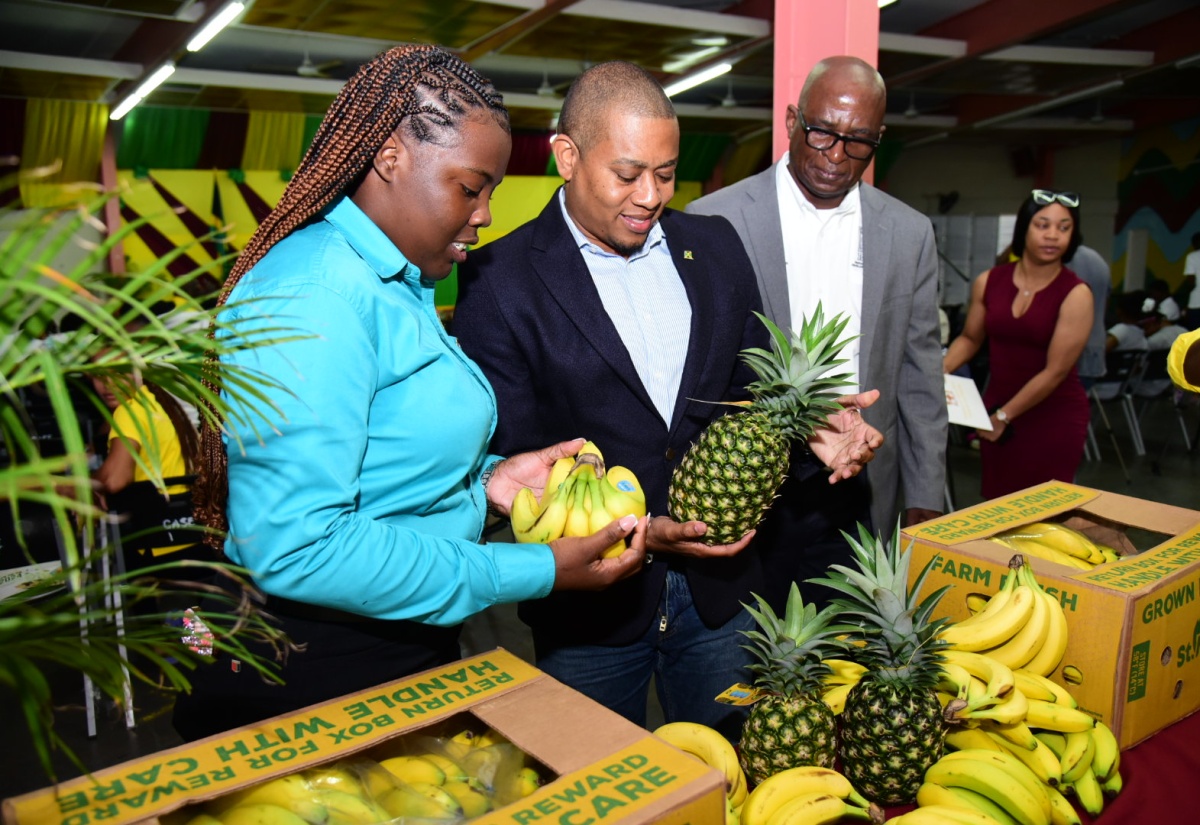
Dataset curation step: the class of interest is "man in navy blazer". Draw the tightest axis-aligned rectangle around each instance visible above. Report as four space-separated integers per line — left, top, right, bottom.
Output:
455 61 880 739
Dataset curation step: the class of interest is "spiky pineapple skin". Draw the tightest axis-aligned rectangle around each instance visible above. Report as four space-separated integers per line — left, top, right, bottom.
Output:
838 680 946 806
668 410 787 545
737 694 837 786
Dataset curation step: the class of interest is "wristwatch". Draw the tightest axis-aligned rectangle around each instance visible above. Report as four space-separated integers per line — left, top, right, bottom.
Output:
995 409 1010 424
481 459 506 517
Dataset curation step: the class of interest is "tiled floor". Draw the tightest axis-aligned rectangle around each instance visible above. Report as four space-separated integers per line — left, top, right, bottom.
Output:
4 392 1199 800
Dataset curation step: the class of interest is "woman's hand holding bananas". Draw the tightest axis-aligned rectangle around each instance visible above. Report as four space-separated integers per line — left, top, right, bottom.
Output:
483 437 591 517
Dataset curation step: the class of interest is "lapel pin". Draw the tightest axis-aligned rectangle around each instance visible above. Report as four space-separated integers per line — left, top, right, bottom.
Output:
684 250 694 260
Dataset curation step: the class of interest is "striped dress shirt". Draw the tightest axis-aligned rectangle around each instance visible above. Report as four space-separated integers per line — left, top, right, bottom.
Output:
558 191 692 424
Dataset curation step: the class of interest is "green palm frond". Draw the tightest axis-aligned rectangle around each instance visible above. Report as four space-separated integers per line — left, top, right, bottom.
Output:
1 169 308 780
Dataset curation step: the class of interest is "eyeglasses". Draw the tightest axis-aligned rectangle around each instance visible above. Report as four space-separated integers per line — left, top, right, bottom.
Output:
1031 189 1080 208
797 114 880 161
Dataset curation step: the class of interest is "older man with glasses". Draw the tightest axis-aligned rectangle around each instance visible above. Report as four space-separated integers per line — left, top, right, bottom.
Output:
689 55 947 608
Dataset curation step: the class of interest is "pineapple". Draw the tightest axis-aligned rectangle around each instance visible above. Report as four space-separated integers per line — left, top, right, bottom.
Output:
668 308 853 545
737 582 855 786
812 523 952 806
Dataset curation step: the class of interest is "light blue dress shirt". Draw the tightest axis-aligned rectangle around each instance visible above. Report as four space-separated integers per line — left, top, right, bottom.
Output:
558 191 692 424
219 195 555 625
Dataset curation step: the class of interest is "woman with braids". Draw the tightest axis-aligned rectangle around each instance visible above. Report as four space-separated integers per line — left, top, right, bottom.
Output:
175 45 647 740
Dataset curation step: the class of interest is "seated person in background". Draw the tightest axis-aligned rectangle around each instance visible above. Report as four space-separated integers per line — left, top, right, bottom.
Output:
1143 278 1181 324
1106 291 1150 353
91 372 199 508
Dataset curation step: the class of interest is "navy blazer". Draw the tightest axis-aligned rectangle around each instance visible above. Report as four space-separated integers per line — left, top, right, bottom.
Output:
455 193 771 647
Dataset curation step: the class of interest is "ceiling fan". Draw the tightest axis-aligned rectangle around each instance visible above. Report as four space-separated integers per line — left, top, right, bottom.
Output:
251 49 343 78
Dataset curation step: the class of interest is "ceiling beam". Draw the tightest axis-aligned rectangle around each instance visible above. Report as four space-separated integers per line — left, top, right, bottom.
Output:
459 0 583 64
1105 4 1200 64
886 0 1129 89
478 0 768 38
0 50 141 80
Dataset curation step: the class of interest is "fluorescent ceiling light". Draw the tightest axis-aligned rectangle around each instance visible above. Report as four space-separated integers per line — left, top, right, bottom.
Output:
187 1 246 52
663 46 722 74
109 61 176 121
664 62 732 98
879 0 900 7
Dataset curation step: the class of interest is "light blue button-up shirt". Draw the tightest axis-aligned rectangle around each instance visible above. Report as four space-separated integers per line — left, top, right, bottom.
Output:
558 190 692 424
219 195 555 625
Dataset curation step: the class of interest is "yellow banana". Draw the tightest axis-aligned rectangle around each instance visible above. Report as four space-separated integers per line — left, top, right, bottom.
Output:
442 780 491 818
599 465 647 519
1057 730 1094 784
377 783 462 820
981 719 1039 752
823 657 868 686
540 456 576 506
1024 699 1095 733
761 793 875 825
510 487 543 538
1060 665 1083 686
900 802 1013 825
1013 669 1076 708
966 593 991 616
1100 769 1123 797
182 816 225 825
1001 538 1092 570
916 782 1020 825
378 755 445 786
210 776 328 825
924 754 1050 825
821 682 853 714
576 440 604 463
305 766 363 796
585 467 625 558
318 791 388 825
1034 731 1066 757
980 591 1046 671
739 766 870 825
989 731 1063 787
1088 720 1119 781
941 582 1036 653
937 662 975 702
1043 786 1082 825
473 728 510 749
561 469 593 537
941 650 1016 712
1014 523 1103 565
950 564 1019 630
1096 544 1121 564
945 727 1006 753
936 750 1052 819
960 684 1028 726
654 722 746 806
216 805 313 825
1067 768 1104 817
513 474 574 544
444 729 478 760
421 753 468 783
1021 583 1068 679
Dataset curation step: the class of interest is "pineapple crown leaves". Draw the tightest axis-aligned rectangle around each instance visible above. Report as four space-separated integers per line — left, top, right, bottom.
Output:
739 307 856 441
808 521 951 689
739 582 857 696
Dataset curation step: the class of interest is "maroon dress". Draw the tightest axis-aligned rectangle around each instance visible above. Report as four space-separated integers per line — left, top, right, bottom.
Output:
979 262 1090 499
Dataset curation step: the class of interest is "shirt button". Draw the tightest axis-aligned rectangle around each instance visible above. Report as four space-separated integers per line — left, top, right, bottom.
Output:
664 448 676 460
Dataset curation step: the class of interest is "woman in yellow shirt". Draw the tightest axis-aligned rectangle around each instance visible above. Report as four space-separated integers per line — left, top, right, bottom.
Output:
91 375 199 504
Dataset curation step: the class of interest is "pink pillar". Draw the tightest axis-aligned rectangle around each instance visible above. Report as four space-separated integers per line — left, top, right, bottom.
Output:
101 125 125 275
773 0 880 183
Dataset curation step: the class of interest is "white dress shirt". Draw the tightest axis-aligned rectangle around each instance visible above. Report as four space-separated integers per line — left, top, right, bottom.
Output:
558 190 692 424
775 155 863 391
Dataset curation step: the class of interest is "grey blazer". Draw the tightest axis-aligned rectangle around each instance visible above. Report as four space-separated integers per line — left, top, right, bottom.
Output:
688 166 947 532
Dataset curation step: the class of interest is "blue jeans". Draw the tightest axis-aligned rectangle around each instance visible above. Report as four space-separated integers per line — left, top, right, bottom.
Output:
533 570 754 742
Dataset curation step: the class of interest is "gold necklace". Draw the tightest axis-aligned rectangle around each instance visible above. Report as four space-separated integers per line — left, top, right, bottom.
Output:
1015 261 1057 297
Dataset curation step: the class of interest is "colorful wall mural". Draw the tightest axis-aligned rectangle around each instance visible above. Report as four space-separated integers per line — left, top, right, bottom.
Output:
1114 116 1200 291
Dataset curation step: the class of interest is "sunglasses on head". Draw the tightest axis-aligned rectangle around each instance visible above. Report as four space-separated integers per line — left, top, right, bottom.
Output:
1031 189 1080 208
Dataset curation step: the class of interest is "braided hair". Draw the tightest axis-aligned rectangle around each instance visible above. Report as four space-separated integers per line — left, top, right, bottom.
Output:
194 44 509 548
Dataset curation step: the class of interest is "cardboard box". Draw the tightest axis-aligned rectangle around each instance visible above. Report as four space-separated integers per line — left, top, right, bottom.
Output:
902 481 1200 749
3 649 724 825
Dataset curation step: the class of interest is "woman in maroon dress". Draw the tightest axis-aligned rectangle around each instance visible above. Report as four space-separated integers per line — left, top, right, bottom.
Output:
944 190 1094 498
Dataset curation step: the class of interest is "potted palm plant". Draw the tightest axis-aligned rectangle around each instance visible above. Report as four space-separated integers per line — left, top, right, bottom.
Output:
0 166 301 779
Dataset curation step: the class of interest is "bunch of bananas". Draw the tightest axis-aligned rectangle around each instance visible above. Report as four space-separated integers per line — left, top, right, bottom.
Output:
653 722 748 823
989 522 1120 570
653 722 882 825
818 658 868 715
918 560 1124 825
510 441 646 554
167 727 543 825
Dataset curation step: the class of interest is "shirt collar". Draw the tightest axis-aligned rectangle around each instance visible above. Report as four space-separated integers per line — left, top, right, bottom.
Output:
777 153 861 219
557 187 666 261
323 194 420 282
